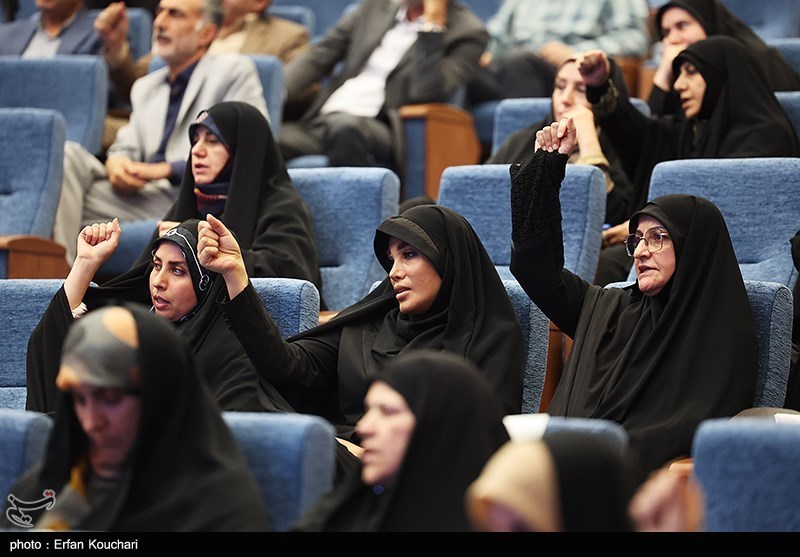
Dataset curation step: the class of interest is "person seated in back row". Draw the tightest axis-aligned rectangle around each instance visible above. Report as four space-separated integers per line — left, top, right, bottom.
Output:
578 36 800 285
53 0 268 265
277 0 487 177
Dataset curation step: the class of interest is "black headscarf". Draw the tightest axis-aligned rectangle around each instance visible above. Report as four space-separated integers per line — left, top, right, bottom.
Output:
291 349 510 532
545 431 634 532
616 35 800 214
466 432 634 532
655 0 800 92
133 101 322 295
285 204 525 425
7 303 268 531
672 35 800 158
548 194 758 485
27 219 294 415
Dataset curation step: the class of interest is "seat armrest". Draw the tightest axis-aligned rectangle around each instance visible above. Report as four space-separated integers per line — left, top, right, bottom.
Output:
0 235 70 279
400 103 481 200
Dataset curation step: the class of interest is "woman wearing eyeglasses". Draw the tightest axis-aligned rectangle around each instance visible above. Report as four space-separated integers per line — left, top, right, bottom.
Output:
509 116 758 487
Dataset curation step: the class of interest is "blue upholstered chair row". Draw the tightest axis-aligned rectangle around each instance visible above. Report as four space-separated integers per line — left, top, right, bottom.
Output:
503 280 549 413
0 55 108 155
0 409 52 504
692 417 800 531
768 38 800 75
221 412 335 531
289 167 399 311
0 408 333 532
608 280 793 409
0 279 63 410
0 277 321 410
0 108 67 279
722 0 800 40
631 158 800 290
437 163 606 283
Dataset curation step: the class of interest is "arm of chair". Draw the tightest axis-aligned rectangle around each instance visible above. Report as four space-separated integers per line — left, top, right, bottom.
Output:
0 235 70 279
400 103 481 200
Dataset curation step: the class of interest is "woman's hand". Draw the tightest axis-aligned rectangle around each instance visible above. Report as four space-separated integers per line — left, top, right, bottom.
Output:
535 117 577 157
65 218 121 311
157 220 180 237
602 220 629 248
198 214 249 299
575 50 611 87
75 218 121 269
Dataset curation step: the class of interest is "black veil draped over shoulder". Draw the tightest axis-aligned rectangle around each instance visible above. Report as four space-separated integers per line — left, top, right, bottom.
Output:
292 350 509 532
282 204 525 426
549 194 758 484
133 101 323 296
7 303 267 532
606 35 800 215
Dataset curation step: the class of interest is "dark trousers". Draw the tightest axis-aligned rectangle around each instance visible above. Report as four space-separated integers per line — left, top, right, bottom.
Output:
467 50 557 105
279 112 394 169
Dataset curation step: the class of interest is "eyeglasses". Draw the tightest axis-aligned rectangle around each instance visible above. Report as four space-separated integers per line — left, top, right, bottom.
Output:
624 227 671 257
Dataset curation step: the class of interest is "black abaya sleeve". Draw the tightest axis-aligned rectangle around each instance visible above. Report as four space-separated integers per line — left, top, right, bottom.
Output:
222 282 341 391
509 150 591 339
25 287 73 415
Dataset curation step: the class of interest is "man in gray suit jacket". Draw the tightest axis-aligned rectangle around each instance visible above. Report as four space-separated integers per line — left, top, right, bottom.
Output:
0 0 102 56
54 0 267 264
279 0 487 178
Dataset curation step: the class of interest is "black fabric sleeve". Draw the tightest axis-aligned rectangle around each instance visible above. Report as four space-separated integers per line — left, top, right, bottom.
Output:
25 287 73 415
509 150 590 338
510 149 568 243
221 282 340 391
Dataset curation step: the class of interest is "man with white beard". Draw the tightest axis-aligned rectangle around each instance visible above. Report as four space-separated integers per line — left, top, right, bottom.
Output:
53 0 267 264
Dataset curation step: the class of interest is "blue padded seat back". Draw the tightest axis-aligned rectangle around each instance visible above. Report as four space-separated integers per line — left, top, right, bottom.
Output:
437 163 605 282
288 167 400 311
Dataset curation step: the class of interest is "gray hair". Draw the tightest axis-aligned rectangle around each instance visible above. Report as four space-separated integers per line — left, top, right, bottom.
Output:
200 0 224 28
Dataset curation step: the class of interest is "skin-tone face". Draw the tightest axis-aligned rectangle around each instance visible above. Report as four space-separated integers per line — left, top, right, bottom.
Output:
222 0 268 25
356 380 416 487
35 0 83 17
660 6 707 46
387 236 442 316
632 215 676 297
552 61 590 122
191 126 231 185
150 242 198 321
68 382 142 479
673 61 707 119
152 0 215 71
